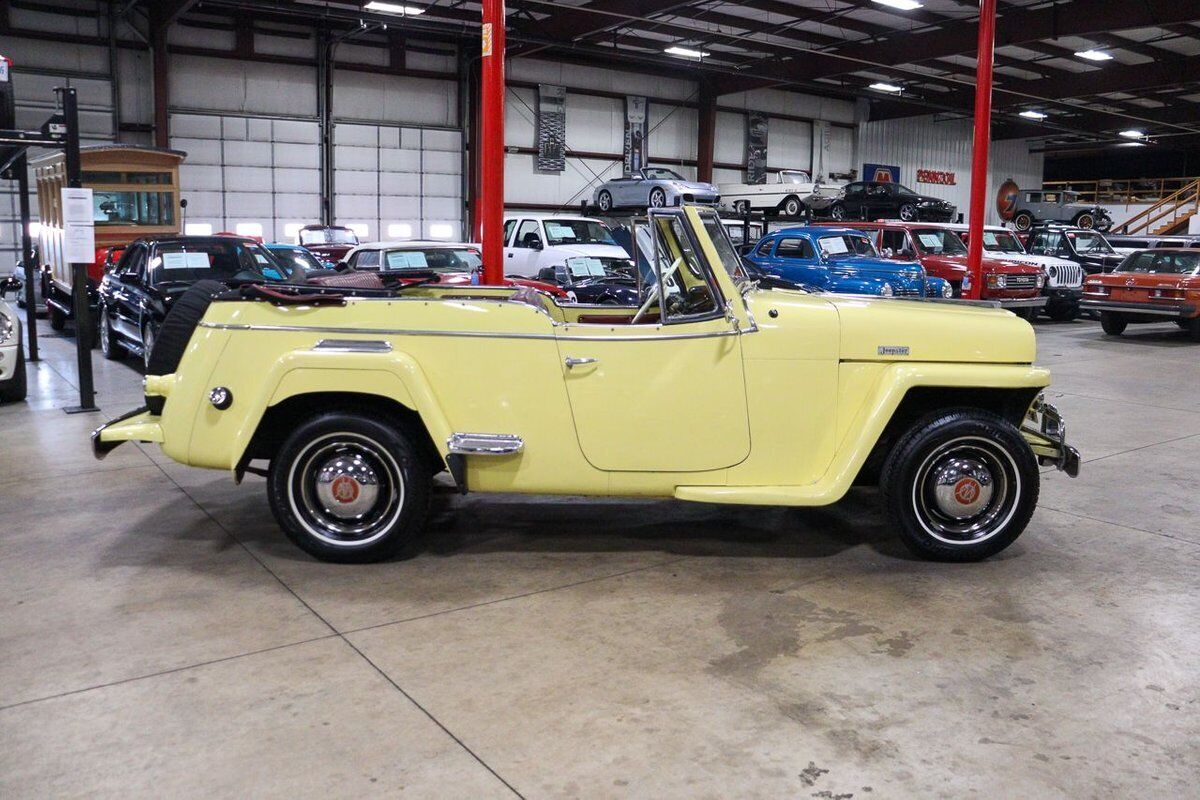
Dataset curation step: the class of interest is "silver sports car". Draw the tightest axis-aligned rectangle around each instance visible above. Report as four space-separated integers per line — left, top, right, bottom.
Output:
593 167 720 212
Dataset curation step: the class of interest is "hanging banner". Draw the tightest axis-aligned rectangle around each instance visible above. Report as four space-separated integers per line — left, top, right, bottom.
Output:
863 163 901 183
746 113 768 184
536 84 566 173
623 96 648 174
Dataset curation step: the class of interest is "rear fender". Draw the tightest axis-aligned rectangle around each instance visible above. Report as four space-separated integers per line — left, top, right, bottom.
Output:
224 350 453 472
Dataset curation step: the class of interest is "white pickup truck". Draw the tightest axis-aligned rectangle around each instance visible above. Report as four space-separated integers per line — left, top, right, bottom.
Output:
719 170 844 217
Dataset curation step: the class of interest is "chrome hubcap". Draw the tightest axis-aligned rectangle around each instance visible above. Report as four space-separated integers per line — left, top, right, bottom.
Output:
912 436 1020 544
289 433 404 547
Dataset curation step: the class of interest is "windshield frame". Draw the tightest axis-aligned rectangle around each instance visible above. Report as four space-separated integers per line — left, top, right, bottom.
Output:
149 239 302 285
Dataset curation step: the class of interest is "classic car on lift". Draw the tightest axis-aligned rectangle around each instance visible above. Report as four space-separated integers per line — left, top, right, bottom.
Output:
828 181 956 223
944 224 1085 321
593 167 720 212
1009 190 1112 232
745 226 953 299
93 205 1079 565
1081 248 1200 340
720 170 843 218
828 220 1046 315
97 236 304 367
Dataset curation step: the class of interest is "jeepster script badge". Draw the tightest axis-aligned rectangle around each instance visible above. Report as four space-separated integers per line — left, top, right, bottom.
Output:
877 345 910 356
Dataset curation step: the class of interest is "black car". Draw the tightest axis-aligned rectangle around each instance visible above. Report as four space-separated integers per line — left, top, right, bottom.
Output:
829 181 956 223
533 259 640 305
1025 225 1125 275
97 236 303 367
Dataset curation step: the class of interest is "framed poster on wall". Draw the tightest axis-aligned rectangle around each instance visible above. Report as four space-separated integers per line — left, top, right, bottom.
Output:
624 96 648 174
536 84 566 173
746 113 768 184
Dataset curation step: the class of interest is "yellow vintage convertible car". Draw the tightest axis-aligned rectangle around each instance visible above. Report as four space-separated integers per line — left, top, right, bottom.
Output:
93 206 1078 563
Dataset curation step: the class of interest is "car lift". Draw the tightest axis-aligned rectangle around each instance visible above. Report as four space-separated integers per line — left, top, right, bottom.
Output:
0 59 95 412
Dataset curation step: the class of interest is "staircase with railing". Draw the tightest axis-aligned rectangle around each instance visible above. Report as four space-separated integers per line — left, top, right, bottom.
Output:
1114 178 1200 235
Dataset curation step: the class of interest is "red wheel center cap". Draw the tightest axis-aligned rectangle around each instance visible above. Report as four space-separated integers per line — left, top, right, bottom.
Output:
953 477 981 505
330 475 361 504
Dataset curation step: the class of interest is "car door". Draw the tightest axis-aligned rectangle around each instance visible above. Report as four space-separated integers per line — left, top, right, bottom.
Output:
111 244 147 341
769 236 825 287
506 219 543 276
842 183 865 217
879 228 913 261
614 175 642 206
865 183 895 219
555 210 749 472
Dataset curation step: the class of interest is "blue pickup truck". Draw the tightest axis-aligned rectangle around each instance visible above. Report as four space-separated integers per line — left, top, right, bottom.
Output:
745 226 953 298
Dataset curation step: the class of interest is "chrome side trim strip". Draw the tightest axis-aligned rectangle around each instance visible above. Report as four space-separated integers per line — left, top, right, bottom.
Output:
198 321 745 342
314 339 393 353
447 432 524 455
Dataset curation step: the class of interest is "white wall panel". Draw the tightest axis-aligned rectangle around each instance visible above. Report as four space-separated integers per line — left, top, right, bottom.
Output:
857 114 1044 225
333 71 456 128
171 55 316 117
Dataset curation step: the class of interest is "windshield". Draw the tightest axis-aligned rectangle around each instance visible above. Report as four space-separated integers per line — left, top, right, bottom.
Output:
381 247 481 273
698 210 748 282
299 227 358 246
93 189 175 227
270 246 325 272
643 167 684 181
1122 251 1200 275
543 219 617 247
150 240 299 285
1068 231 1114 254
981 230 1024 254
779 170 811 184
912 229 967 255
818 234 877 259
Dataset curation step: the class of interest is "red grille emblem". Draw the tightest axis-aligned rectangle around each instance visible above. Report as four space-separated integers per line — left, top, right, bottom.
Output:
330 475 360 504
954 478 981 505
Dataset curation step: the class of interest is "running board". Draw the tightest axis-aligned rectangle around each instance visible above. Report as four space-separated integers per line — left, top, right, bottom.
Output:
446 432 524 455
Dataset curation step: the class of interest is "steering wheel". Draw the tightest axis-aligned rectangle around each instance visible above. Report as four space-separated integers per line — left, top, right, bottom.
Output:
632 256 683 324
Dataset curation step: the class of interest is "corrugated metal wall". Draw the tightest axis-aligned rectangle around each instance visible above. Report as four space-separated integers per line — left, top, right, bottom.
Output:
857 115 1044 224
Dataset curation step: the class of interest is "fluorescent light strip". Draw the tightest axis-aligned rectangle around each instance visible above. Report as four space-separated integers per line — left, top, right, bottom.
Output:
364 2 425 15
872 0 923 10
869 82 903 93
1074 49 1113 61
1019 110 1047 120
1119 129 1145 139
665 46 709 59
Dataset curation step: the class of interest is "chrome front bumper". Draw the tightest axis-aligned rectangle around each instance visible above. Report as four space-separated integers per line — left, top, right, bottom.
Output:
1021 397 1080 477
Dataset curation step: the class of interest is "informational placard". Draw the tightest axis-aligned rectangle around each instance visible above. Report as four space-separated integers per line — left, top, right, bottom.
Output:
161 251 210 270
61 187 96 264
819 236 849 256
385 250 429 269
917 233 944 249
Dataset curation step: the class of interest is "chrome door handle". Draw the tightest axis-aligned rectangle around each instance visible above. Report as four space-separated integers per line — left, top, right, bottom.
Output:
564 356 598 369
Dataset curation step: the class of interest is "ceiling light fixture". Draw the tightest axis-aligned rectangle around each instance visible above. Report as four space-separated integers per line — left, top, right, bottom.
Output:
664 46 709 59
1074 49 1113 61
364 2 425 15
1019 110 1047 120
869 82 904 93
1119 129 1145 139
871 0 923 10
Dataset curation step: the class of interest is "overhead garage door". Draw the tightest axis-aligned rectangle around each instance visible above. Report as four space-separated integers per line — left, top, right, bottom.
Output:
170 112 321 242
334 123 463 243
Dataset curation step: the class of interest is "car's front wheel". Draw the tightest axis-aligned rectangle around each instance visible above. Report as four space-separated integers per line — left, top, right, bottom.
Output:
781 196 803 217
829 202 846 221
1013 211 1034 231
267 412 431 563
1073 211 1095 229
881 409 1039 561
597 190 613 212
1100 311 1127 336
648 187 667 208
898 202 917 221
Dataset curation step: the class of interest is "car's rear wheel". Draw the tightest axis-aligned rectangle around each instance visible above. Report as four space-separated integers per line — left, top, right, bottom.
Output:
48 306 65 331
1013 211 1034 231
267 412 431 563
829 202 846 221
1100 311 1127 336
898 203 917 221
781 196 803 217
733 200 751 215
1073 211 1095 229
648 187 667 208
597 190 613 212
881 409 1039 562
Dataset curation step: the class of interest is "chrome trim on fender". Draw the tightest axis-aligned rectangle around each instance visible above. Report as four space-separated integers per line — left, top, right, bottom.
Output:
198 320 750 342
313 339 393 353
447 432 524 455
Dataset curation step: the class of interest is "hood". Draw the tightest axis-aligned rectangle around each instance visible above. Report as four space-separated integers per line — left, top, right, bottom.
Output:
919 254 969 276
829 294 1036 363
922 253 1038 275
988 252 1076 270
902 192 951 206
676 180 718 193
550 244 634 261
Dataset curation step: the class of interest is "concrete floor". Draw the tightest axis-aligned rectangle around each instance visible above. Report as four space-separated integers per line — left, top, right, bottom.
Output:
1 315 1197 799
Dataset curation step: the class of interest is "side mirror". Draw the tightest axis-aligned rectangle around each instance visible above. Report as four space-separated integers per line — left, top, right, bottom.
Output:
530 236 544 251
334 260 350 272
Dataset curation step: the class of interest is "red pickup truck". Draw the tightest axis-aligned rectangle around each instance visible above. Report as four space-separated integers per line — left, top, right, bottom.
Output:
822 220 1046 317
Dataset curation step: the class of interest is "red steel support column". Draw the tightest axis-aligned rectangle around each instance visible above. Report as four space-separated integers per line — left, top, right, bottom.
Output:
479 0 505 284
964 0 997 300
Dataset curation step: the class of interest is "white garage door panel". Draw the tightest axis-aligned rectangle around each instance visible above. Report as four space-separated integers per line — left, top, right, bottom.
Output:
275 194 320 218
180 164 224 191
174 137 222 164
335 195 378 218
422 174 460 197
421 129 461 151
335 145 379 171
273 143 318 169
221 117 249 141
422 151 459 174
334 124 377 146
273 119 320 144
828 126 854 175
223 140 273 166
223 192 274 216
274 169 319 194
380 177 420 198
183 192 224 217
171 114 223 139
380 149 421 172
379 196 421 218
422 197 460 220
223 166 274 192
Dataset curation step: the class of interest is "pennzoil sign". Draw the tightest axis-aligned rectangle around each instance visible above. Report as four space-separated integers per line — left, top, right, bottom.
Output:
916 169 956 185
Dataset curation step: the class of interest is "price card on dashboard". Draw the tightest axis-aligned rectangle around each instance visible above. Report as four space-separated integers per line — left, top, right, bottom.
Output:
386 251 429 268
819 236 849 255
161 251 210 269
982 232 999 246
917 233 944 249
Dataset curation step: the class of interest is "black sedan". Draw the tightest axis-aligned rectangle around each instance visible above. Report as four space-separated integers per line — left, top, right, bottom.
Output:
829 181 955 223
97 236 303 367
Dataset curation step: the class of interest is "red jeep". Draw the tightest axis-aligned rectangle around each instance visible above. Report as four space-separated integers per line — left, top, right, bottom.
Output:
825 221 1046 317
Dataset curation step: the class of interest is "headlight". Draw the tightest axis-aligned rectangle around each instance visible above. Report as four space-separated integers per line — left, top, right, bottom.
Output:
879 283 894 297
1037 273 1046 288
1047 266 1058 279
986 274 1007 289
0 310 13 346
941 281 954 298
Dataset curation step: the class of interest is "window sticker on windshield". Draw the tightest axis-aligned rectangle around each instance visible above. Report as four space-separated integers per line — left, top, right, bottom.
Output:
386 251 429 268
982 232 999 246
566 257 606 277
918 233 944 249
820 236 849 255
161 251 210 269
545 222 574 239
